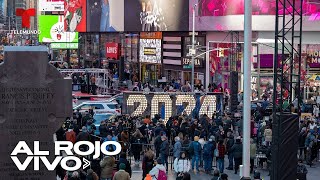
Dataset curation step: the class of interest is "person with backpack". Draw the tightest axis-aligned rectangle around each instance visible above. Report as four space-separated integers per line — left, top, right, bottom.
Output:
203 138 215 174
65 127 76 144
174 152 191 180
216 139 226 173
189 136 202 173
149 158 167 180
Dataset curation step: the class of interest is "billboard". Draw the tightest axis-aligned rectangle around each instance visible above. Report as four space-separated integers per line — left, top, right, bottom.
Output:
124 0 189 31
105 42 120 59
87 0 124 32
39 0 64 12
122 92 223 122
192 0 320 31
51 43 79 49
38 15 78 43
64 0 86 32
139 38 161 64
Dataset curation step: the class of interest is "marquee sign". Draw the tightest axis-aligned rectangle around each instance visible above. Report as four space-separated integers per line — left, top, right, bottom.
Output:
123 92 223 123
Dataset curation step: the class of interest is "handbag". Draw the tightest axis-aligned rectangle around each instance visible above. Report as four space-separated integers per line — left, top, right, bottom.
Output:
214 149 219 157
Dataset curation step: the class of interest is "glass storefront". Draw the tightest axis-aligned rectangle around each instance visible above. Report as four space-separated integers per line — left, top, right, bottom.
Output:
141 64 161 85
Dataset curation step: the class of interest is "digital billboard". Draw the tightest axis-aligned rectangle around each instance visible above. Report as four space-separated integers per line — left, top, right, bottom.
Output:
64 0 86 32
139 39 161 64
39 0 64 12
38 15 78 43
124 0 189 31
87 0 124 32
192 0 320 31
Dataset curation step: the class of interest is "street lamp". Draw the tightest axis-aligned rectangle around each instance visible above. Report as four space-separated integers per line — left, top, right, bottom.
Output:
191 3 197 92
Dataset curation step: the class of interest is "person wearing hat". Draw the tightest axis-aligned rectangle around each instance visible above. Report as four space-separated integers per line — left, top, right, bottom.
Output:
189 136 201 173
149 158 167 180
113 163 130 180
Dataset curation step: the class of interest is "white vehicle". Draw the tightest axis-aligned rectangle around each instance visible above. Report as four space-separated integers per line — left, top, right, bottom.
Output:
73 101 121 115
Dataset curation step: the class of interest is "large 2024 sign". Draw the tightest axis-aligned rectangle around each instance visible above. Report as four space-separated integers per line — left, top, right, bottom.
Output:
123 93 222 122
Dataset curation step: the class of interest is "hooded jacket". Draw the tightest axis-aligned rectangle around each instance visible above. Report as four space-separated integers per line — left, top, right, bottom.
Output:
100 156 115 179
173 157 191 173
231 141 243 159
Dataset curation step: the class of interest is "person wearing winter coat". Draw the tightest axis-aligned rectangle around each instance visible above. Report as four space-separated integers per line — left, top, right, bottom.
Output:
264 126 272 146
131 129 144 164
86 169 99 180
149 158 167 180
189 136 202 173
174 152 191 178
160 136 170 171
250 138 257 173
113 163 130 180
142 149 155 179
231 137 243 174
298 127 307 160
100 156 115 180
173 136 182 159
226 133 235 170
116 153 132 177
216 139 226 173
203 138 215 173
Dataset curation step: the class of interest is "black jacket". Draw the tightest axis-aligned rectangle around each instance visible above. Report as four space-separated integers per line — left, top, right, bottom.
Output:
226 136 235 153
231 141 243 159
154 136 162 151
160 140 170 156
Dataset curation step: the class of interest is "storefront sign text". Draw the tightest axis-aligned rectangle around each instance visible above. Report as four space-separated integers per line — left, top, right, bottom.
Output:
105 43 120 59
182 57 203 68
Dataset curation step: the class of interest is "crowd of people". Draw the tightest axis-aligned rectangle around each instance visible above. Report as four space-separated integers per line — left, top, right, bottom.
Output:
54 94 320 180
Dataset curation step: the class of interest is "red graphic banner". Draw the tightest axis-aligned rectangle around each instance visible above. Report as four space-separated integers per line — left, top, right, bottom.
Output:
105 43 120 60
16 8 36 28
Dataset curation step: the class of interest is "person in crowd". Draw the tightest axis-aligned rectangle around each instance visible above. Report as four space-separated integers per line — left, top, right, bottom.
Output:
76 126 90 149
173 136 182 159
216 139 226 173
116 153 132 178
250 138 257 173
264 125 272 146
231 137 243 174
226 132 235 170
220 173 229 180
305 129 316 166
160 135 170 171
65 126 76 144
299 127 307 160
100 156 115 180
211 169 220 180
131 129 144 165
99 120 108 138
174 152 191 179
86 169 99 180
189 136 202 173
253 170 262 180
154 131 163 158
113 163 130 180
297 158 308 180
149 158 167 180
203 137 215 174
142 149 155 180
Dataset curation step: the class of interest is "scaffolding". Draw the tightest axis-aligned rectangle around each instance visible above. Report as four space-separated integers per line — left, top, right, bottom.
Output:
272 0 303 114
58 69 109 94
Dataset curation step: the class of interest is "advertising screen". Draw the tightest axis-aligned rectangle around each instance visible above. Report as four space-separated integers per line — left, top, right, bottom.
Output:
38 15 78 43
193 0 320 31
39 0 64 12
125 0 189 31
87 0 124 32
139 39 161 64
64 0 86 32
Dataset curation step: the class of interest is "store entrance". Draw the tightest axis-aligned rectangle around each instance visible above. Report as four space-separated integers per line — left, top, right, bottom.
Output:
141 64 161 85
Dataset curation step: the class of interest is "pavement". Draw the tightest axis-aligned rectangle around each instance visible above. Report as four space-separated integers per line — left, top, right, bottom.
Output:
130 158 320 180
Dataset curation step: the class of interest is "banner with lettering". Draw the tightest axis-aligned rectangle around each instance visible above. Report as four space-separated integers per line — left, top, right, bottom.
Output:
105 42 120 60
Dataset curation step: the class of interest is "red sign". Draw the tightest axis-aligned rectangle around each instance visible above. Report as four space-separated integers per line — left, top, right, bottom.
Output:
106 43 120 59
16 8 36 28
